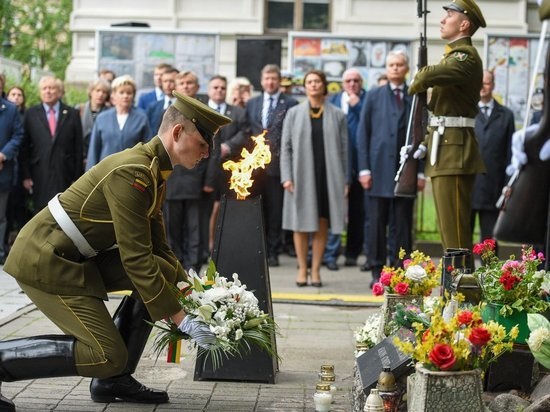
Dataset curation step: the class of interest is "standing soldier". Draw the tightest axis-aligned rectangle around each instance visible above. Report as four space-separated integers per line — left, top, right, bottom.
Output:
408 0 487 252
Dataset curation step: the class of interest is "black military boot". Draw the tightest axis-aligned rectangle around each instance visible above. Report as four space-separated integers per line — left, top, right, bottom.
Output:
89 296 169 404
0 335 77 411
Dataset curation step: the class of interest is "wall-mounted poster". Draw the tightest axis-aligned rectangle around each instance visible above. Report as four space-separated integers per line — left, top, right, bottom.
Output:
485 34 549 129
97 28 219 93
288 32 412 95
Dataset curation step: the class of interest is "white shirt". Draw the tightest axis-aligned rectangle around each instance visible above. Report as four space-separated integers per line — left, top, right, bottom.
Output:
479 99 494 118
208 100 226 116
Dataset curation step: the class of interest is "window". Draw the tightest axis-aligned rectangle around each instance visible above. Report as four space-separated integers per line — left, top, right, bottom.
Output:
266 0 330 32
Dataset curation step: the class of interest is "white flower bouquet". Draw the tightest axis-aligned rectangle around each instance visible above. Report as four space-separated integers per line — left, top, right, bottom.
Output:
354 313 382 351
150 260 278 368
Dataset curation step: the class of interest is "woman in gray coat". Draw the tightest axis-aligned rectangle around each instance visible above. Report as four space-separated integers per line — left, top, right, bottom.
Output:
280 70 348 287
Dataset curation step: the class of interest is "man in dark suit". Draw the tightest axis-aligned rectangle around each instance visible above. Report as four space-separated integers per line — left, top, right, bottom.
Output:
472 70 514 249
137 63 173 111
0 98 24 263
20 76 83 213
147 67 179 134
164 71 216 272
206 75 250 251
246 64 298 267
357 51 425 286
324 68 367 270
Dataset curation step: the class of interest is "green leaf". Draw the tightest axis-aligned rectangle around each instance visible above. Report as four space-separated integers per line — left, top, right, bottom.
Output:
206 259 217 282
527 313 550 331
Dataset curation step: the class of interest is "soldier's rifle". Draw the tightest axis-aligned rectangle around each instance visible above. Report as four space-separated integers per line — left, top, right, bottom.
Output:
394 0 429 197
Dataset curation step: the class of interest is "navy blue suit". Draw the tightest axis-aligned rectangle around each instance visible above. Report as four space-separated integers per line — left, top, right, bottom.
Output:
357 83 414 275
146 100 166 135
0 99 24 258
137 89 161 112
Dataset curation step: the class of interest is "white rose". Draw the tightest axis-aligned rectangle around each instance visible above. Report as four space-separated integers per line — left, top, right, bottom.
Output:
405 264 427 282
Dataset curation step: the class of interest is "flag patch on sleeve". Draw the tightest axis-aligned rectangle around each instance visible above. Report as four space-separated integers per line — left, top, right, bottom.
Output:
131 171 151 193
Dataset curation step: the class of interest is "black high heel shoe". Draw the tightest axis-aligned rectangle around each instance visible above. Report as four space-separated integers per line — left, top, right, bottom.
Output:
296 281 308 287
311 281 323 287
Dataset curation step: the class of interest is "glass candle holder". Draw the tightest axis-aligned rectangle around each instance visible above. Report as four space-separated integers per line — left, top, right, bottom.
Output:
313 382 332 412
376 367 402 412
364 388 384 412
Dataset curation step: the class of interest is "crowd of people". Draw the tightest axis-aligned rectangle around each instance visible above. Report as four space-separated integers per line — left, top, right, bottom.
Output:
0 0 542 291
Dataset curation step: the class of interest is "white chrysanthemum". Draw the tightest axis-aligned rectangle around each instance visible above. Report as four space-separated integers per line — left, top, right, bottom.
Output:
235 329 243 340
203 287 232 302
528 327 550 351
405 264 427 282
239 290 259 306
540 273 550 293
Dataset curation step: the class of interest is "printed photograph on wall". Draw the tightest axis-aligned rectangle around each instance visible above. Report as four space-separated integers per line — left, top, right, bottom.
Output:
288 32 412 95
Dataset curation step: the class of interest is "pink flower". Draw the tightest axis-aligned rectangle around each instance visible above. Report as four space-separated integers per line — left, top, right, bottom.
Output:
403 259 412 268
372 282 385 296
394 282 409 295
380 271 393 286
538 252 545 261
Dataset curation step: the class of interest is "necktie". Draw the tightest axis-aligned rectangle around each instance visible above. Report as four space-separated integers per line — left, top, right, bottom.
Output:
481 105 489 120
266 96 275 128
216 105 222 113
48 107 56 137
394 88 402 109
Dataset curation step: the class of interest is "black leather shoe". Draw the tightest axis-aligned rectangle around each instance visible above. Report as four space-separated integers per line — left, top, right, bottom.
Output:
344 257 357 267
90 374 169 404
360 263 370 272
0 383 15 412
267 256 279 267
325 261 339 271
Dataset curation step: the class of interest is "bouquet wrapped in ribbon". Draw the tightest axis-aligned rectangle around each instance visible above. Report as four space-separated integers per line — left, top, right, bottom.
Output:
150 260 278 368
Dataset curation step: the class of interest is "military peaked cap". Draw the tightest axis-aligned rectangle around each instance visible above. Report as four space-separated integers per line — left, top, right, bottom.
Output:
444 0 487 28
172 91 232 146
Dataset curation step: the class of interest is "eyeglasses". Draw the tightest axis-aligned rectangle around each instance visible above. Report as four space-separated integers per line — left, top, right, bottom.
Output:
344 78 361 83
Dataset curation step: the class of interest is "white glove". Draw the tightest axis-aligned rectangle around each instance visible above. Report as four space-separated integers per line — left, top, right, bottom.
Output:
178 316 216 349
540 139 550 161
506 126 533 175
413 144 427 160
399 145 412 164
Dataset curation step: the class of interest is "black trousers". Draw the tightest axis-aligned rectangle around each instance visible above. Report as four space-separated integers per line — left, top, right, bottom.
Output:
252 173 283 258
345 178 365 259
470 208 499 243
367 196 414 268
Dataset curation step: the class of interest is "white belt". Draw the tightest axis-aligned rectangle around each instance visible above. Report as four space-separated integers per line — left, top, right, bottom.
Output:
429 116 475 128
428 116 475 166
48 194 98 258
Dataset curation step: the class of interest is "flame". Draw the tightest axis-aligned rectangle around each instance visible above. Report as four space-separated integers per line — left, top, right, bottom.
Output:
223 131 271 199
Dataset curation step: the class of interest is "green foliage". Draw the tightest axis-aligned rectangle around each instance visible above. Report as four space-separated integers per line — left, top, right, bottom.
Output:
1 0 73 79
6 77 88 107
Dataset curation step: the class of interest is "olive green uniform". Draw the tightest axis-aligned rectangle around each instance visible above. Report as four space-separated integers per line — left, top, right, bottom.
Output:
4 136 185 378
409 37 486 250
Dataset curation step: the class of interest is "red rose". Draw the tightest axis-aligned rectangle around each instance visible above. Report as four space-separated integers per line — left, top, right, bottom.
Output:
457 310 473 326
394 282 409 295
372 282 385 296
468 327 491 347
428 343 456 371
380 271 393 286
446 265 454 272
